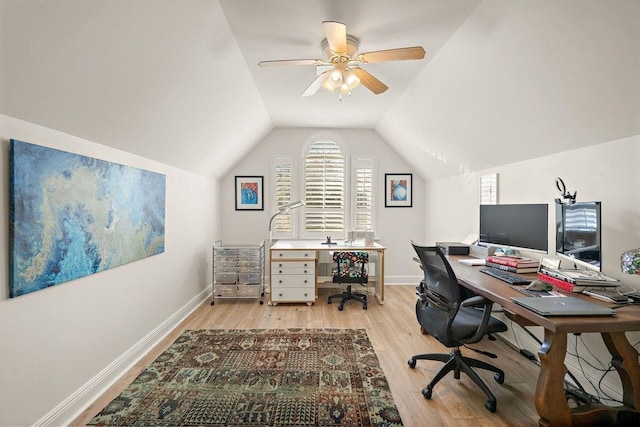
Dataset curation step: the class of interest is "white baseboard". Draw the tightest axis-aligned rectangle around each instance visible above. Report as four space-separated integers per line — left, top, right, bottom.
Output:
384 275 421 285
36 288 211 427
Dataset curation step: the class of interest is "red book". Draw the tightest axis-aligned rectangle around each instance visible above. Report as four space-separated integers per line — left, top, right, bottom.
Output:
538 272 581 293
485 261 539 274
485 255 539 268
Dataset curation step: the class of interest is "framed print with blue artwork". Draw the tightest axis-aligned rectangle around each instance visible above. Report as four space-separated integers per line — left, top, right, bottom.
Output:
385 173 412 207
235 176 264 210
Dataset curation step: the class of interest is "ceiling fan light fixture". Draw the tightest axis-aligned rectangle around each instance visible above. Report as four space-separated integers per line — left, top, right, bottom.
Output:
322 78 336 92
259 21 425 98
343 69 360 91
328 69 343 88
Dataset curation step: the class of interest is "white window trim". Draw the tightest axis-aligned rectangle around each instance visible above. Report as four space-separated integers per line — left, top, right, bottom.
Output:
300 137 348 239
480 173 498 205
351 157 377 235
270 156 300 239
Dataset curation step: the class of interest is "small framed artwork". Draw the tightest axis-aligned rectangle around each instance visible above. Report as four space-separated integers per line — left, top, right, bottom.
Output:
385 173 412 207
235 176 264 211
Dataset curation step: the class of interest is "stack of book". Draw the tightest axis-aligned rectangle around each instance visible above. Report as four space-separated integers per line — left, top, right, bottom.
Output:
538 266 619 292
484 255 539 273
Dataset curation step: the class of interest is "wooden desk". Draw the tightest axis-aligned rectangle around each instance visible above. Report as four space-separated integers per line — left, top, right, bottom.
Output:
270 240 386 304
448 256 640 426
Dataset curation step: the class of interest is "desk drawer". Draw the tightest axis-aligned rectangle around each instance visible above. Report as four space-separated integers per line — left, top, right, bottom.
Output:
271 274 314 287
272 266 314 275
271 250 316 260
271 261 314 275
271 287 313 302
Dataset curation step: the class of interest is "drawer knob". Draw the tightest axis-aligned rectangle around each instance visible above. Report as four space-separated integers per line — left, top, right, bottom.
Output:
279 280 283 284
304 280 308 283
279 270 282 274
304 293 308 297
304 270 307 273
279 293 283 297
279 253 283 257
304 253 308 257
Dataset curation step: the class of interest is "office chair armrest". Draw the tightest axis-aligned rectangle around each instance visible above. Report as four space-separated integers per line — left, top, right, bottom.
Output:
461 295 495 343
461 295 491 308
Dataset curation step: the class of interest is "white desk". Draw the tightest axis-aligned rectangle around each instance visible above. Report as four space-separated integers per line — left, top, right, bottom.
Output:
269 240 386 305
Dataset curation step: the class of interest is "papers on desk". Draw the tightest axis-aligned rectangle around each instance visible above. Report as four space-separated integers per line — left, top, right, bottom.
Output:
458 258 486 266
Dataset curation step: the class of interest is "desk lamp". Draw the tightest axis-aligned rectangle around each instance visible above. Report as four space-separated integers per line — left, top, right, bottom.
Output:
268 200 305 241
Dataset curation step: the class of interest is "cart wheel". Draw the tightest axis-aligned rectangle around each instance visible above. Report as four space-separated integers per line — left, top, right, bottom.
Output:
259 300 264 305
211 300 215 306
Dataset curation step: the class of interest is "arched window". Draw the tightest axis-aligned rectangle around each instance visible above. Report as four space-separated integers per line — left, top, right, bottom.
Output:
270 139 376 239
304 139 345 235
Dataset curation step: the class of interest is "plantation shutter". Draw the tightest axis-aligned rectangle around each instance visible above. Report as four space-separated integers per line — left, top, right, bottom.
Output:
304 140 345 233
480 173 498 205
353 159 374 231
274 158 294 233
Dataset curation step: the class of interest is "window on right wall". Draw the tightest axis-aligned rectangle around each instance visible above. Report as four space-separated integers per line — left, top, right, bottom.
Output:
480 173 498 204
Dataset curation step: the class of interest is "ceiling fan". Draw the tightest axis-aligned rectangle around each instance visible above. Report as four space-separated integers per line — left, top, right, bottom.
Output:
258 21 426 99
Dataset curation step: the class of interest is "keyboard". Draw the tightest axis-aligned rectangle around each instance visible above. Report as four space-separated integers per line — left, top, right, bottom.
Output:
480 267 531 285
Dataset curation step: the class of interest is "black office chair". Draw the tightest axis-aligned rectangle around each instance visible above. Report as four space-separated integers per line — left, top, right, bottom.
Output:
327 251 368 310
408 243 508 412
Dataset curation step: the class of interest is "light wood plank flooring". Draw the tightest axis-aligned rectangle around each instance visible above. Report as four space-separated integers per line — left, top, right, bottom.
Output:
72 285 540 426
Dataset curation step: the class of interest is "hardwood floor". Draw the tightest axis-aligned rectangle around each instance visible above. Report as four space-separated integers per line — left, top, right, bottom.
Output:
71 285 540 426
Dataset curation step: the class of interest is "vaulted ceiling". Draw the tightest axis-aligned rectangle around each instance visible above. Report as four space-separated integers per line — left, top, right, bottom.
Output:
1 0 638 181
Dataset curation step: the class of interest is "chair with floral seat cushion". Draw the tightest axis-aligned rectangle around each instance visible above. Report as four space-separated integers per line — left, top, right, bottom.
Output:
327 251 368 310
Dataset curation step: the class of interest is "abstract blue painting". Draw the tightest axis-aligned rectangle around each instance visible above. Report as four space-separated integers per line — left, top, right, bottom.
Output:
9 139 166 297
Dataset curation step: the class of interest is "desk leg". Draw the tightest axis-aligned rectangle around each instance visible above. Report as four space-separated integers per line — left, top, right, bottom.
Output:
374 250 385 304
602 331 640 409
536 330 571 427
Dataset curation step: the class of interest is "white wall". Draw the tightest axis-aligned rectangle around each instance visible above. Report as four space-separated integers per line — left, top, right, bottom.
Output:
220 128 425 284
424 134 640 401
0 115 218 426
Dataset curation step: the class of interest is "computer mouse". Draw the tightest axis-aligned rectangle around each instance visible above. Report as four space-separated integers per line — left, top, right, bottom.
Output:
526 280 553 291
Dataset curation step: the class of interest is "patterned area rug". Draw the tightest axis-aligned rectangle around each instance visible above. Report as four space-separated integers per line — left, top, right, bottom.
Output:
88 328 403 426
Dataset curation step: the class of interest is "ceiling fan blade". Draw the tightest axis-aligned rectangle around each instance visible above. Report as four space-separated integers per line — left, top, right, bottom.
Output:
323 21 347 54
258 59 324 67
351 67 388 95
357 46 426 63
301 70 331 97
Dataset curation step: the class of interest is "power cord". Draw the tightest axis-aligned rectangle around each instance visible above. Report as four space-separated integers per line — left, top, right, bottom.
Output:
568 336 640 406
507 320 595 405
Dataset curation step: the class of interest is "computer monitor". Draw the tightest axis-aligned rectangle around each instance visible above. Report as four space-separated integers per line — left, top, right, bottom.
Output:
479 204 549 253
555 201 601 271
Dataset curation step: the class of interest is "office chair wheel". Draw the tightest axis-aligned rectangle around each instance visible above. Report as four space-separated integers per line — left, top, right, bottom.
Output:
422 386 433 399
327 298 332 304
494 372 504 384
338 304 344 311
485 399 497 413
363 304 367 310
407 358 416 369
